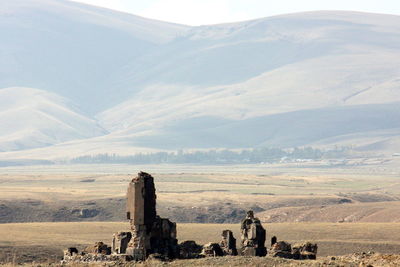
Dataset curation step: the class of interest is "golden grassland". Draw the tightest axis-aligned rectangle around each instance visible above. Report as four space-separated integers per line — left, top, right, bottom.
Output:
1 163 400 265
1 164 400 203
2 222 400 257
2 168 400 224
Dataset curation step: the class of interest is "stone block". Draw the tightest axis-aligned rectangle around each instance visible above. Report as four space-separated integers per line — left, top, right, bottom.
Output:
112 231 132 254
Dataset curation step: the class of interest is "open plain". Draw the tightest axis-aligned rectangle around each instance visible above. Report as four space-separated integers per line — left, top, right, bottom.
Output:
1 160 400 224
2 222 400 265
0 160 400 265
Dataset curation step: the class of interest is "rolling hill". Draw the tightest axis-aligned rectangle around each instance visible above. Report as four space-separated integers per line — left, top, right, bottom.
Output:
0 87 106 152
1 0 400 160
0 0 188 114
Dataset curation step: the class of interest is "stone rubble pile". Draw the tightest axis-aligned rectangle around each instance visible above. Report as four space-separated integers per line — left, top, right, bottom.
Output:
178 240 203 259
270 240 292 258
201 242 224 257
292 242 318 259
84 241 111 255
269 238 318 259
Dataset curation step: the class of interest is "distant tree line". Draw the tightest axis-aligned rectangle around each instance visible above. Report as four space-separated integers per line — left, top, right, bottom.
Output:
68 147 352 165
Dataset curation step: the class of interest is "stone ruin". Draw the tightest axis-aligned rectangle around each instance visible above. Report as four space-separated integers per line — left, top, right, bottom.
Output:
240 210 267 256
269 237 318 260
124 172 179 260
111 232 131 254
63 172 178 262
63 171 318 263
292 242 318 260
200 212 317 260
270 239 292 258
179 240 203 259
84 241 111 255
201 242 224 257
200 230 237 257
220 230 238 256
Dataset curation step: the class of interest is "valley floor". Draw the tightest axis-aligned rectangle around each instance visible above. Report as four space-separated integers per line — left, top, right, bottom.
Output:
2 222 400 265
1 162 400 224
1 163 400 265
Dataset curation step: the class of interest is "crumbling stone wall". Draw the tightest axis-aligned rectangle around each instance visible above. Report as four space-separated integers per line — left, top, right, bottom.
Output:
111 232 132 254
220 230 238 256
240 210 267 256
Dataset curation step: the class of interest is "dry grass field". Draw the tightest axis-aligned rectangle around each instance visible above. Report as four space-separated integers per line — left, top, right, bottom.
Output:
1 161 400 265
0 161 399 201
1 162 400 223
2 222 400 264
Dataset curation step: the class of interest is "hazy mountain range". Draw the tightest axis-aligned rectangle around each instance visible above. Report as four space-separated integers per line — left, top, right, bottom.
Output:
1 0 400 161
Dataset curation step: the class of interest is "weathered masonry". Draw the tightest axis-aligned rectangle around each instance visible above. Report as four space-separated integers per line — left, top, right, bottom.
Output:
124 172 179 260
63 172 179 262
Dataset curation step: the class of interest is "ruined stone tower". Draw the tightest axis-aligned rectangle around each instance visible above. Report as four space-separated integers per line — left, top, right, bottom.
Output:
124 172 179 260
126 172 156 226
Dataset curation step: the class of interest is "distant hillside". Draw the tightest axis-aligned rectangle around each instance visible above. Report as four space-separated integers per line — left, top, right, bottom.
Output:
0 87 106 151
0 0 188 114
1 0 400 160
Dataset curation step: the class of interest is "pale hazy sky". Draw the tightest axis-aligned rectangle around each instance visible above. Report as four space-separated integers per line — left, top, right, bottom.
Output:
72 0 400 26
